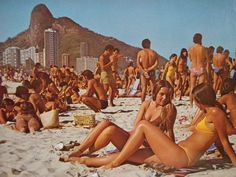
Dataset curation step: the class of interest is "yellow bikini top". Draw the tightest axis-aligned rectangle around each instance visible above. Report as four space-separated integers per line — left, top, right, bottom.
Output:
196 117 215 134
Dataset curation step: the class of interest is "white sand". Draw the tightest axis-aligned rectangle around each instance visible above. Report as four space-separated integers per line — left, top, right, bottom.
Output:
0 81 236 177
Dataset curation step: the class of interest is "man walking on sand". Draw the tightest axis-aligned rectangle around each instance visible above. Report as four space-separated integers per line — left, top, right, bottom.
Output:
188 33 208 107
137 39 159 102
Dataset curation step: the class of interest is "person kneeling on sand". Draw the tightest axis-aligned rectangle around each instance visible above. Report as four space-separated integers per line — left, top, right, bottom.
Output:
82 83 236 169
78 70 108 112
60 80 177 165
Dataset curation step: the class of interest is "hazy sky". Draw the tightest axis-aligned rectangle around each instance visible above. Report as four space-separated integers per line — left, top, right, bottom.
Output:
0 0 236 59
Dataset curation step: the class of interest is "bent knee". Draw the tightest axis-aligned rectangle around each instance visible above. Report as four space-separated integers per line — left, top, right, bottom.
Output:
100 119 113 127
137 120 153 130
103 125 118 136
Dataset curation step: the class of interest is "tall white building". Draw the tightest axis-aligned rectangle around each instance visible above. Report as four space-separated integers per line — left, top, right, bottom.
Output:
3 47 21 67
44 28 59 67
80 42 89 57
20 46 37 66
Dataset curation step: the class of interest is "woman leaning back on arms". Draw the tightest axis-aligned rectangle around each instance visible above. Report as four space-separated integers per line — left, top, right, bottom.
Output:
95 83 236 168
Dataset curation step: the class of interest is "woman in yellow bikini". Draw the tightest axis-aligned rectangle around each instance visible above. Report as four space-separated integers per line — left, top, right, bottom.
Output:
163 54 177 88
96 83 236 168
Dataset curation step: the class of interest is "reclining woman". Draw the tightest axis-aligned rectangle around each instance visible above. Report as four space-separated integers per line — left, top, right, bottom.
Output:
68 83 236 167
61 80 177 162
95 83 236 168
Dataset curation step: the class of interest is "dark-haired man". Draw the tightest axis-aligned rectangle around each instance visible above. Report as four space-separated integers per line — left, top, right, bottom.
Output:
80 70 108 112
137 39 159 102
99 45 116 106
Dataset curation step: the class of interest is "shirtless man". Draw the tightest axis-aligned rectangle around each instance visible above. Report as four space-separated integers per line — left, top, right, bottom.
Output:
99 45 116 106
79 70 108 112
50 65 60 87
29 79 45 115
223 49 233 79
137 39 159 102
110 48 122 97
213 46 226 92
188 33 208 106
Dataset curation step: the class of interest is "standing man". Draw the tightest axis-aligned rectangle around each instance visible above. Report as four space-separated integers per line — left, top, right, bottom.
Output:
188 33 208 107
212 46 227 92
137 39 159 102
99 44 116 106
110 48 122 97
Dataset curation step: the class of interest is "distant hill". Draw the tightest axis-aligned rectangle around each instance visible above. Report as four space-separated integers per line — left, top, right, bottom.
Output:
0 4 167 67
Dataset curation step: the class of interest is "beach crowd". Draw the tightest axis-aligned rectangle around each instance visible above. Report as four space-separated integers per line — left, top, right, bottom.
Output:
1 33 236 169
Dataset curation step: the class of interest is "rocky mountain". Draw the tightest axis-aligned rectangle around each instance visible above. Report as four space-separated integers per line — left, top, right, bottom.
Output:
0 4 167 67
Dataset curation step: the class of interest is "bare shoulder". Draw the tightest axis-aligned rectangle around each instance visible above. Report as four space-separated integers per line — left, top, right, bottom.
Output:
141 100 151 109
209 107 225 120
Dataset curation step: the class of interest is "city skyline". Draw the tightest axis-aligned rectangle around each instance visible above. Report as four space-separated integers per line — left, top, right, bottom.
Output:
0 0 236 59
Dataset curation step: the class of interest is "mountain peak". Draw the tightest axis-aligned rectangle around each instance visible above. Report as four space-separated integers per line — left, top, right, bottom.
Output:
29 4 54 49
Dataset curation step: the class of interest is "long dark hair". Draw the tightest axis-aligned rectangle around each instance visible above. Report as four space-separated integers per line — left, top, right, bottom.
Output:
192 83 226 113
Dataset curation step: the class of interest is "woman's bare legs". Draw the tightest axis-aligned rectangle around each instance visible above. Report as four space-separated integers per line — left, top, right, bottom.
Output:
104 120 189 168
69 120 129 157
65 148 155 167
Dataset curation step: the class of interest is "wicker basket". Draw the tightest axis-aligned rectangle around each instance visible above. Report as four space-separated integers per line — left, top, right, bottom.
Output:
74 114 96 128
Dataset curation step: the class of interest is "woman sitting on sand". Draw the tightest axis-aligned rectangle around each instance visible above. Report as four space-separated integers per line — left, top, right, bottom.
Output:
14 86 41 133
0 98 15 124
61 80 177 163
86 83 236 168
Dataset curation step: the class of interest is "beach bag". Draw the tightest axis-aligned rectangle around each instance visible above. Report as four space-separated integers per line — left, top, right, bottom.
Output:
74 114 96 128
40 109 59 129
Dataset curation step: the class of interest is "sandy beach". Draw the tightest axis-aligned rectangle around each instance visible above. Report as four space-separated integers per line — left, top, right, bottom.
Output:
1 81 236 177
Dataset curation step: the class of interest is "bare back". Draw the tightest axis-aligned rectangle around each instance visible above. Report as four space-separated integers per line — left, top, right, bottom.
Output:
137 49 158 70
87 79 107 101
213 53 226 68
189 44 207 69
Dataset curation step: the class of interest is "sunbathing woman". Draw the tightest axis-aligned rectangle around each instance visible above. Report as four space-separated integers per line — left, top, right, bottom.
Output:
97 83 236 168
73 83 236 168
63 80 177 161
